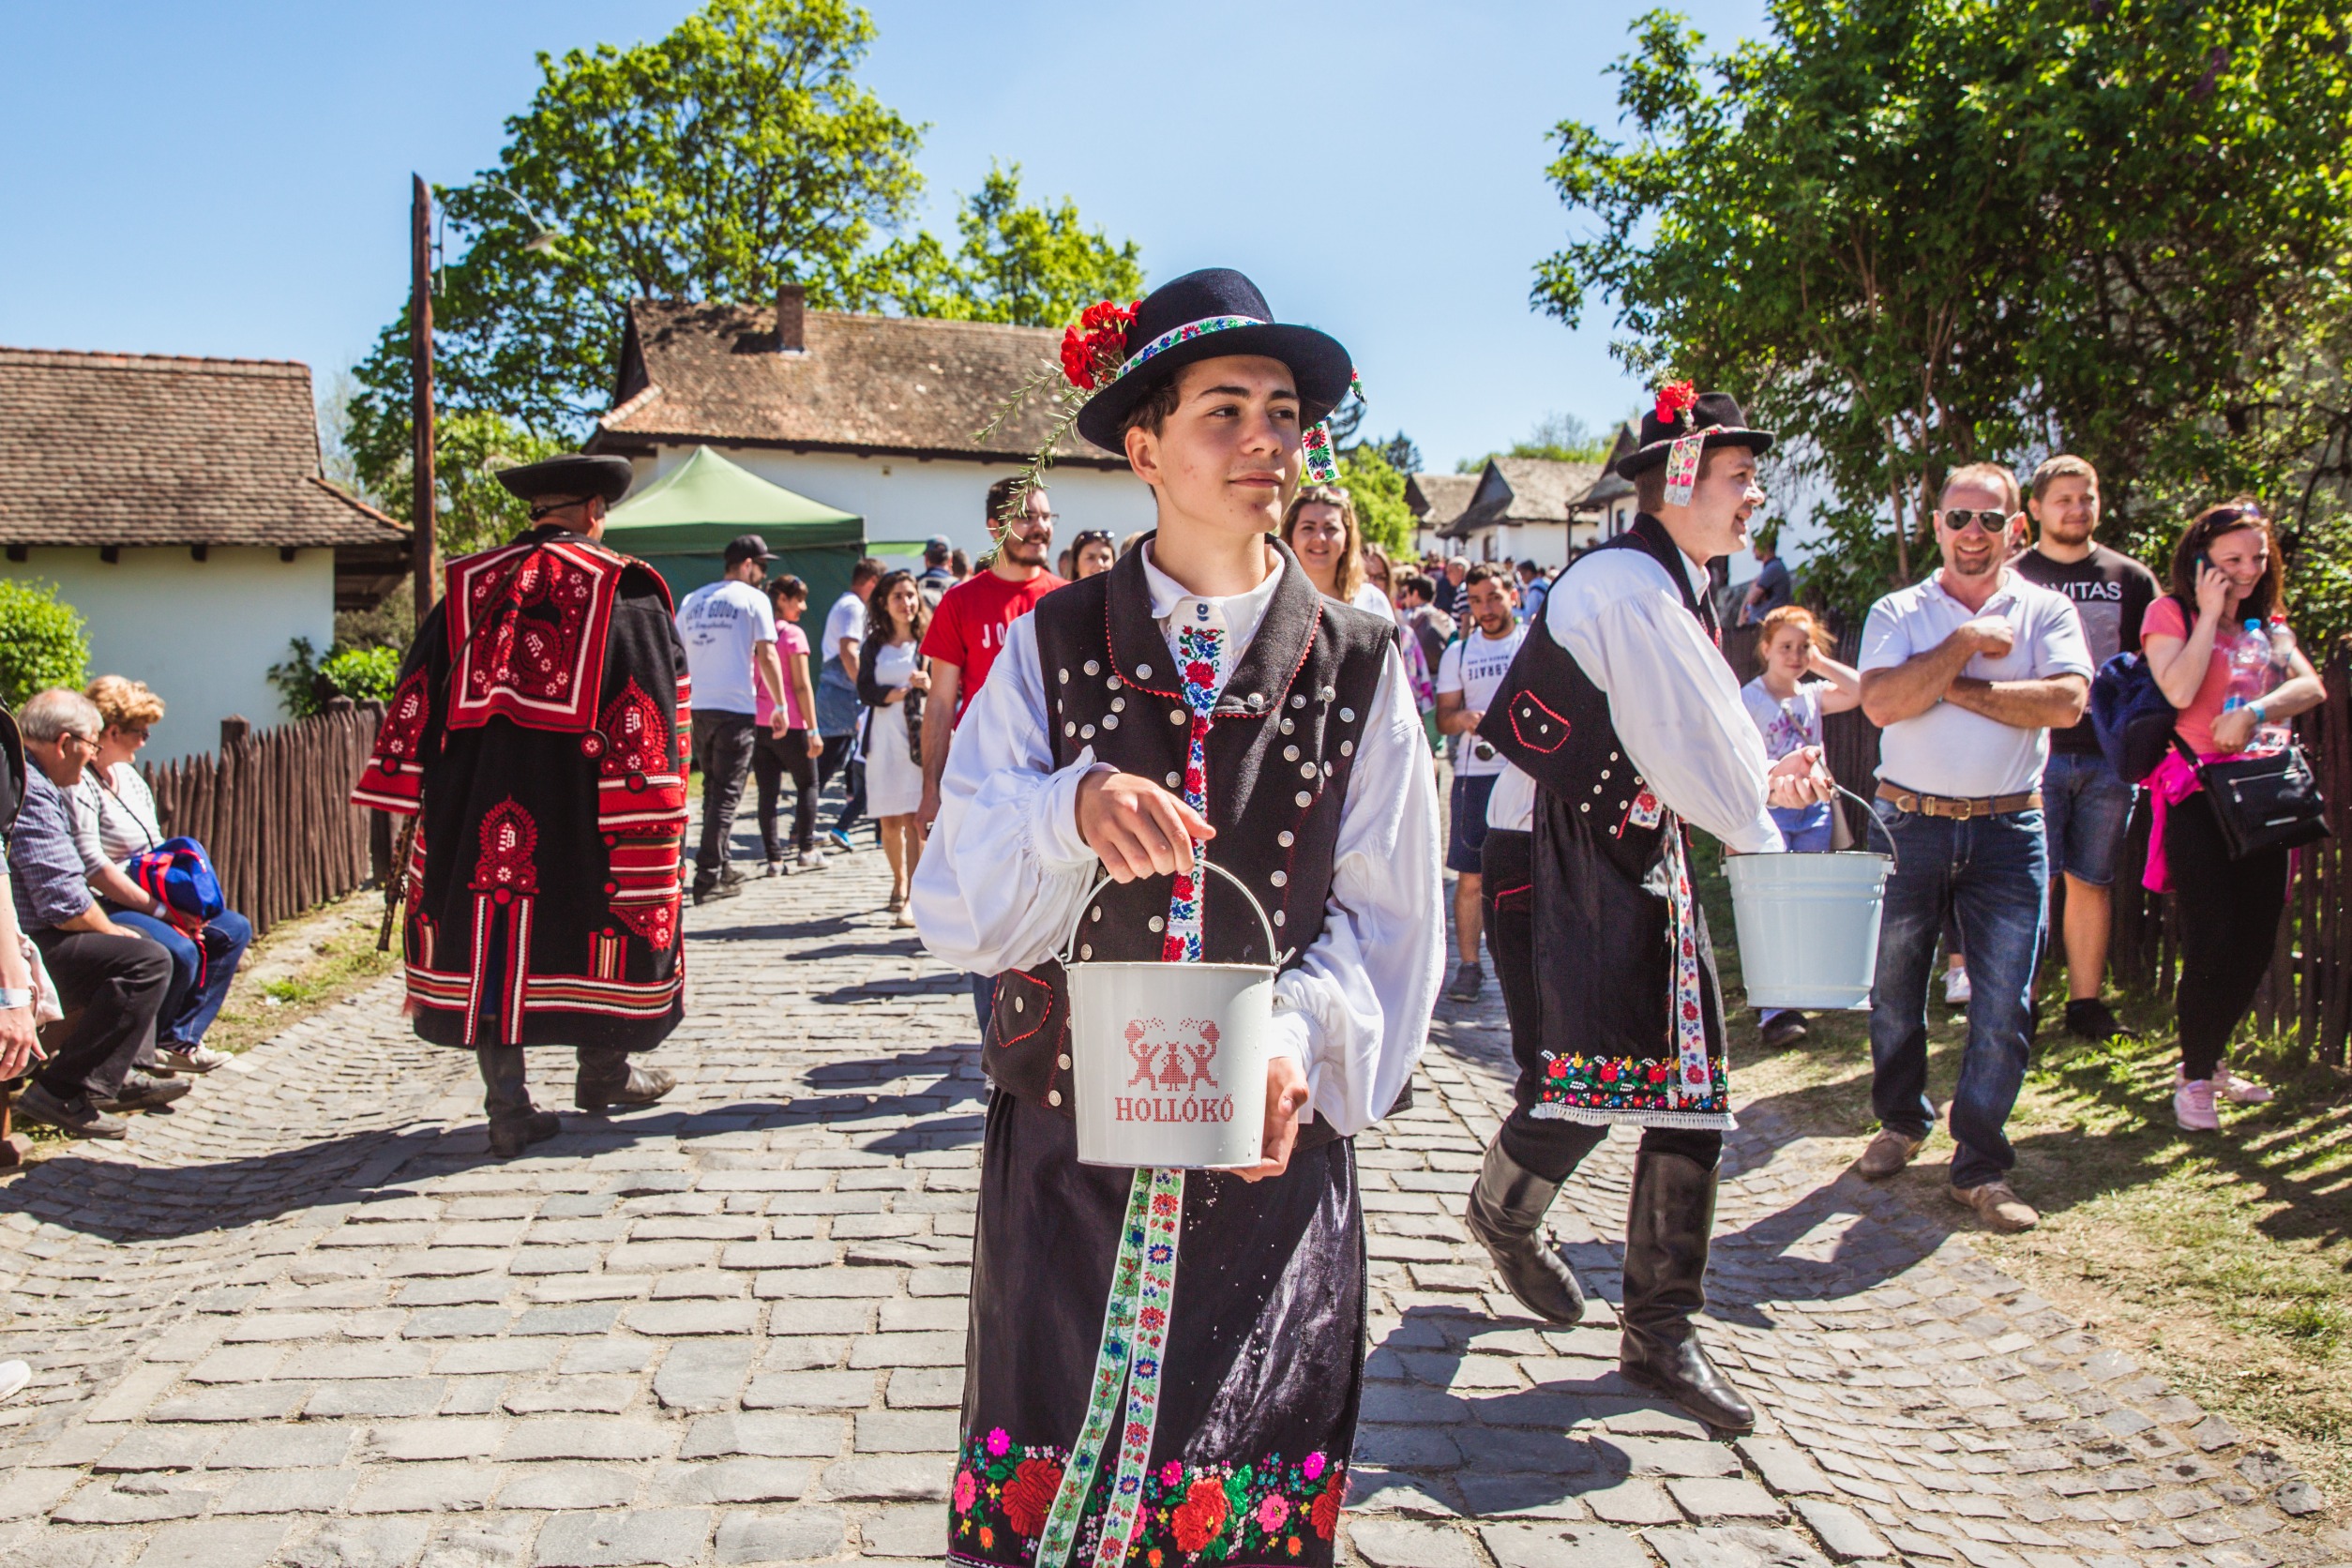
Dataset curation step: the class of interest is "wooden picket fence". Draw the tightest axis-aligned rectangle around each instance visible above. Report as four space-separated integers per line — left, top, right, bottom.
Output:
1720 622 2352 1067
143 700 384 938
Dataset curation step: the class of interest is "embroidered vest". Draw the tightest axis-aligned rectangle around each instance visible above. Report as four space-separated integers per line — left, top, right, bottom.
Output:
1475 514 1719 879
987 540 1395 1145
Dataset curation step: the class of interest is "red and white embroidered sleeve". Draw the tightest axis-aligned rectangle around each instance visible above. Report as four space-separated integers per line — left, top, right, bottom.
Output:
351 606 448 816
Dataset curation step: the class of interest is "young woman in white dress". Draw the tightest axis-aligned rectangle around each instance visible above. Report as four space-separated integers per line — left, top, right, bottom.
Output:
855 569 931 925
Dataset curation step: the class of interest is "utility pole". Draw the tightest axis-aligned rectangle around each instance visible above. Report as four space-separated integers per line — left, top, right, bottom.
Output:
409 174 438 626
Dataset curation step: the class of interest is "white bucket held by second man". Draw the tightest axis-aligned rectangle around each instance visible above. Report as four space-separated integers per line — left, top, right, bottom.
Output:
1724 787 1897 1012
1059 861 1285 1169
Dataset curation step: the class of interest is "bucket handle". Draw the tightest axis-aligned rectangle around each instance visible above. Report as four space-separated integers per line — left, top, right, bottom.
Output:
1832 782 1898 873
1057 859 1288 971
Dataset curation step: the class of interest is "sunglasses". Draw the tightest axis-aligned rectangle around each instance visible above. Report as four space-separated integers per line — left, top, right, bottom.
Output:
1072 531 1114 549
1940 509 2013 534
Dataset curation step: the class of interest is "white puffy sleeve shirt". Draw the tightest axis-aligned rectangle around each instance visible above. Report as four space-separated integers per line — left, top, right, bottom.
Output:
1485 545 1782 853
912 556 1444 1139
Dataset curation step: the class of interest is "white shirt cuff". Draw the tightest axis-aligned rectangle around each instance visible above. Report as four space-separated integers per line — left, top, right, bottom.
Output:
1033 752 1112 873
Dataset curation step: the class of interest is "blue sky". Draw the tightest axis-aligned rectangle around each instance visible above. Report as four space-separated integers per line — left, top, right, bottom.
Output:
1 0 1772 474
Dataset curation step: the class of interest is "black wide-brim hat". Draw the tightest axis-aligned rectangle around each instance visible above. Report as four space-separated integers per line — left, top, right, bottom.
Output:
496 453 636 506
1615 391 1775 478
1073 268 1354 453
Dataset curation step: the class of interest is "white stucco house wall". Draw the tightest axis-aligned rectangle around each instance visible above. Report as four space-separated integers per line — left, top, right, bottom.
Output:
590 290 1156 566
0 349 409 761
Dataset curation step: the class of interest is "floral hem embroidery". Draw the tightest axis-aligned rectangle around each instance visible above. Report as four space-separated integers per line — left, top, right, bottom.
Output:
955 1432 1346 1567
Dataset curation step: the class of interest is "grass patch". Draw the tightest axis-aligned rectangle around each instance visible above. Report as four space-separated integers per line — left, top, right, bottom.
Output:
1696 842 2352 1500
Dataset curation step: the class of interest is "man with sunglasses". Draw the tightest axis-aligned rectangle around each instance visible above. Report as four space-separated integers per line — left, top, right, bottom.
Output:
918 476 1065 1029
1855 463 2091 1233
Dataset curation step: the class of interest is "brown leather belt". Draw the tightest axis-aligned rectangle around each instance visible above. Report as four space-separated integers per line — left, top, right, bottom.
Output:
1876 782 2043 821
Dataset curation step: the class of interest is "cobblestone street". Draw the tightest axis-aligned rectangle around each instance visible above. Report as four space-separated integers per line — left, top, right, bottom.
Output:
0 831 2336 1568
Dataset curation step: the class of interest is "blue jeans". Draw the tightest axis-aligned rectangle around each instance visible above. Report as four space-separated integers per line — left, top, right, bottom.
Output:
1866 805 2046 1190
108 907 252 1048
2041 750 2134 888
1769 801 1835 853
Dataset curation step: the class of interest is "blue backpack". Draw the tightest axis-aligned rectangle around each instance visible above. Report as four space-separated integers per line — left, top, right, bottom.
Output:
2090 649 2179 783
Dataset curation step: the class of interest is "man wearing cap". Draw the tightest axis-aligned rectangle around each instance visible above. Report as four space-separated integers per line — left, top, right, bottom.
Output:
674 535 791 905
916 535 957 610
354 455 685 1157
914 269 1441 1566
1468 388 1823 1435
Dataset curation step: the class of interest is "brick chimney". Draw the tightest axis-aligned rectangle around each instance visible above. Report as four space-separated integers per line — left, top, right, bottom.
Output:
776 284 806 354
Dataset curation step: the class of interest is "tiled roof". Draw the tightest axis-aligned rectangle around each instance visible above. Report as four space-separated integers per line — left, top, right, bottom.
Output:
1404 472 1477 530
1446 456 1608 537
593 298 1125 466
0 348 404 549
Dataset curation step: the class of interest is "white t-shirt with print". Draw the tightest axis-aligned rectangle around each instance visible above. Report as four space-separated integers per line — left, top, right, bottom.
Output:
1740 677 1826 762
1435 622 1528 777
674 578 776 716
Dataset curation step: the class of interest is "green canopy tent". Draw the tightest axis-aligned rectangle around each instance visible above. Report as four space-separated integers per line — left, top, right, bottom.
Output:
600 445 865 612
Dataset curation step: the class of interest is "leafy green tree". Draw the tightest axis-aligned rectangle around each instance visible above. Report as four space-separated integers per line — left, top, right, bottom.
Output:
268 640 405 720
1363 430 1423 479
348 0 930 482
1456 411 1616 473
1537 0 2352 626
0 580 89 709
866 163 1144 326
349 410 569 564
1338 445 1415 558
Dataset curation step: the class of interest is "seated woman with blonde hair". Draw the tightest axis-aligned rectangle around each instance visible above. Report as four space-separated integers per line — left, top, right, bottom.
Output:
72 677 250 1075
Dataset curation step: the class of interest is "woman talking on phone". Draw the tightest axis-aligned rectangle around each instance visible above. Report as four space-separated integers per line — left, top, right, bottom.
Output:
2139 500 2324 1130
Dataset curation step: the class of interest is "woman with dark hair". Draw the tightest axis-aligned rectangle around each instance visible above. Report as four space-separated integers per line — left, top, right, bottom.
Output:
752 577 826 875
1067 529 1117 580
857 568 930 925
2141 498 2325 1129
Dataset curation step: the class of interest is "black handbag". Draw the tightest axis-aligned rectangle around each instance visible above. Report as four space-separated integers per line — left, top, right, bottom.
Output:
2176 733 2330 860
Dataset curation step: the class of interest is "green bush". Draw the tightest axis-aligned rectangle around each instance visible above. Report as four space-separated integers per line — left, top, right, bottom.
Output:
0 580 91 710
268 638 402 719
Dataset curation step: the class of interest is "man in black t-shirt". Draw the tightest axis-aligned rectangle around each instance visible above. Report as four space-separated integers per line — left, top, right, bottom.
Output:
2013 454 2160 1041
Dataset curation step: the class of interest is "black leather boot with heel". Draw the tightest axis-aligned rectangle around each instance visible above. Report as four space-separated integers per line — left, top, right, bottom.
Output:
1617 1147 1754 1433
1463 1138 1588 1325
574 1046 677 1113
477 1047 561 1158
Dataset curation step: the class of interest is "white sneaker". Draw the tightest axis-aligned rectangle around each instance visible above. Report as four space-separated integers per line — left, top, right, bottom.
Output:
2211 1061 2274 1104
764 859 785 879
797 849 827 872
2174 1076 2220 1131
158 1045 230 1075
0 1361 29 1403
1943 967 1972 1005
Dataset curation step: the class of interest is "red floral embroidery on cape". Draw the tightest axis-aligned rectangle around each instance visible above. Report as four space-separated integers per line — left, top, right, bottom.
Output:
374 670 430 770
611 896 679 952
470 800 540 896
597 680 671 776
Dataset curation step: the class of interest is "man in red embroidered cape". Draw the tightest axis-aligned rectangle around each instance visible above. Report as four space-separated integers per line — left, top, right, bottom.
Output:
354 455 686 1157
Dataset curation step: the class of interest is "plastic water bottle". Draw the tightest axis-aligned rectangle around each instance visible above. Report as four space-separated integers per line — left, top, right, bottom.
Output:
2223 620 2279 750
2256 619 2299 750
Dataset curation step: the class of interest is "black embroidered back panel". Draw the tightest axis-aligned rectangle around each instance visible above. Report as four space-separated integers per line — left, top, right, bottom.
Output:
988 540 1396 1150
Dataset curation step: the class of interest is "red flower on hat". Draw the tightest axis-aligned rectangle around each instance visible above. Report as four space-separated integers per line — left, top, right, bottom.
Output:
1655 381 1699 427
1061 298 1142 391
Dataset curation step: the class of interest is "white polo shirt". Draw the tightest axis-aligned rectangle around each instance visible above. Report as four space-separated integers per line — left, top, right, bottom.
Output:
1859 568 2091 799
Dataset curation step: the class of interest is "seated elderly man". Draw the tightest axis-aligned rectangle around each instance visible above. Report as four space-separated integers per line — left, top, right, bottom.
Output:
8 689 180 1138
72 676 249 1075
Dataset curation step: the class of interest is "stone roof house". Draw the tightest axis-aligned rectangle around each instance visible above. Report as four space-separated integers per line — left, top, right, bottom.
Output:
589 289 1154 562
0 348 408 759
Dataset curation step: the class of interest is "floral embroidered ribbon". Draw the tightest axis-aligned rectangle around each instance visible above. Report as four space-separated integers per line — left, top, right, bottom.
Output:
1035 1167 1185 1568
1108 317 1360 485
1661 818 1713 1102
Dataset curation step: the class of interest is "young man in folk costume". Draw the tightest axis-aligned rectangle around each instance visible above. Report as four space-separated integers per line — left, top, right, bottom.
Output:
1468 389 1825 1435
914 269 1442 1568
354 455 686 1157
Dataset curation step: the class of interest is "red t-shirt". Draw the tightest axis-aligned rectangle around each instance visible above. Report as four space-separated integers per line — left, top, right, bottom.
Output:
921 568 1066 724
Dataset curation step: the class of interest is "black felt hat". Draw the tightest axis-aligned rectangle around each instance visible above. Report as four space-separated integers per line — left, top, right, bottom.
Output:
1614 392 1775 479
495 453 637 506
1073 268 1353 453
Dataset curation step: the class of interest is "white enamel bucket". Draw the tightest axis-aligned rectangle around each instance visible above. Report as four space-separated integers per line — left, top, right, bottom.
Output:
1724 788 1897 1012
1060 862 1283 1169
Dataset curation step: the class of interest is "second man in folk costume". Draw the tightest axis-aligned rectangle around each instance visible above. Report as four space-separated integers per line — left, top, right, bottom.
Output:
1470 389 1825 1435
914 269 1443 1568
354 456 686 1157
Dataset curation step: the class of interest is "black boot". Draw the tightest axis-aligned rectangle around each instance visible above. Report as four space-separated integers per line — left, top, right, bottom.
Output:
1463 1139 1588 1325
477 1047 560 1158
574 1046 677 1112
1618 1148 1755 1434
